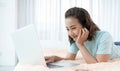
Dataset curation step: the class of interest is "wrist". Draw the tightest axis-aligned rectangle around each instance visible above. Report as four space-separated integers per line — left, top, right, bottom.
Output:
76 42 84 47
54 56 62 62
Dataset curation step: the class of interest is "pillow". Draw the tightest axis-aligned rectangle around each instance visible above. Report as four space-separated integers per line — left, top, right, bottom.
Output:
114 41 120 45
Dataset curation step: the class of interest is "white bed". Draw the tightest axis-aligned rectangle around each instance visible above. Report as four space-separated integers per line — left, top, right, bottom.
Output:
14 48 120 71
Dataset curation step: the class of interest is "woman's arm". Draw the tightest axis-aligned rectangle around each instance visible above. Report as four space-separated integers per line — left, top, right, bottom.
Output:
76 28 97 63
45 53 76 64
77 44 110 64
65 53 76 60
96 54 110 62
76 28 110 64
77 44 97 64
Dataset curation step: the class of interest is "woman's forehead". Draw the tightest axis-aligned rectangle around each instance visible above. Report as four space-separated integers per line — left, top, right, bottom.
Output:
65 18 82 27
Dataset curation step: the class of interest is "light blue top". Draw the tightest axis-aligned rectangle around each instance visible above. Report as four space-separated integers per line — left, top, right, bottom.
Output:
68 31 120 60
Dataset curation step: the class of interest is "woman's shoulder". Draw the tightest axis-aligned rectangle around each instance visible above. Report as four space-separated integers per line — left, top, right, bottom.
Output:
96 30 109 34
95 31 112 40
96 31 111 37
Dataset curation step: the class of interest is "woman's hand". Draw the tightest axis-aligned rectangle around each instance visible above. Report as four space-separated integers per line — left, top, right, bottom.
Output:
76 28 89 46
45 56 62 64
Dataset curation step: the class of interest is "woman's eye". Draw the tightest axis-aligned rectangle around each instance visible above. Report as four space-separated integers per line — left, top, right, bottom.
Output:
66 28 69 31
71 27 76 29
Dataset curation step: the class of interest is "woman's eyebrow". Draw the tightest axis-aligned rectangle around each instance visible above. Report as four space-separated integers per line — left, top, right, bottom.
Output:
66 25 76 29
70 25 76 28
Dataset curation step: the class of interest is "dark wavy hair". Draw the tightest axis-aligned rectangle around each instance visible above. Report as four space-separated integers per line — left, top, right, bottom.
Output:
65 7 100 44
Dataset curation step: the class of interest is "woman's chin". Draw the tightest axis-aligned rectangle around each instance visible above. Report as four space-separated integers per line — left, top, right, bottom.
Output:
73 38 77 41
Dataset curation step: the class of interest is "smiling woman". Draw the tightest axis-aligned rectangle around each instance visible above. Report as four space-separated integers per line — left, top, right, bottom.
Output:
65 7 100 44
15 0 120 65
45 7 120 64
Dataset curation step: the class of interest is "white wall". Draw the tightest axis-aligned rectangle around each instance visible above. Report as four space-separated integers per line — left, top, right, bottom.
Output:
90 0 120 41
40 40 70 49
0 0 17 65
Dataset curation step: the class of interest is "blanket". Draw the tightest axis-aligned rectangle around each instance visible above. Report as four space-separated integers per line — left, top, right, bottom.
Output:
14 48 120 71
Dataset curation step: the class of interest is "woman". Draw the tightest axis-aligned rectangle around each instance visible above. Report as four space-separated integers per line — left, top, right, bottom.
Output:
45 7 120 64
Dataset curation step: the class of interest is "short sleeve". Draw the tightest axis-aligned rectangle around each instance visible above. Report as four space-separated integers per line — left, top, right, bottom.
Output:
68 43 79 54
96 32 113 54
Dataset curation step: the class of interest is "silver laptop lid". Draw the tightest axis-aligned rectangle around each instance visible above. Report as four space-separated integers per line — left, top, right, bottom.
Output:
11 24 46 66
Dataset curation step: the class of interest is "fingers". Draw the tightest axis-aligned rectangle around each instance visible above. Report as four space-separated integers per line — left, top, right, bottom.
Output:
46 58 54 64
81 28 85 37
76 28 89 44
81 28 89 36
77 29 82 41
45 56 51 60
84 28 89 38
45 56 54 64
84 28 89 34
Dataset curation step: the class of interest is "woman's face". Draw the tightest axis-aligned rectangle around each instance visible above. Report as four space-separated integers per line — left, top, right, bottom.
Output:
65 17 83 41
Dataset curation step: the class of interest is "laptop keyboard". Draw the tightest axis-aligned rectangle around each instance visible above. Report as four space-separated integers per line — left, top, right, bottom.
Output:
47 64 63 68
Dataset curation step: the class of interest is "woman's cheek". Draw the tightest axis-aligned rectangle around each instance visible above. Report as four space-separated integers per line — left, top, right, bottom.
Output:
75 30 80 35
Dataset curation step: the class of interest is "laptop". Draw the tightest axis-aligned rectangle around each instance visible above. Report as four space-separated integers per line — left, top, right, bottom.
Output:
11 24 79 68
